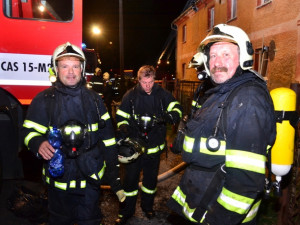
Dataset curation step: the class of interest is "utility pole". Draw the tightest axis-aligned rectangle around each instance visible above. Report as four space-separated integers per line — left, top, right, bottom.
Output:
119 0 124 79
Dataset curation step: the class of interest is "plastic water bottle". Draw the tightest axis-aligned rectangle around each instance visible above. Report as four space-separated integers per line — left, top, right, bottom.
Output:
48 126 64 177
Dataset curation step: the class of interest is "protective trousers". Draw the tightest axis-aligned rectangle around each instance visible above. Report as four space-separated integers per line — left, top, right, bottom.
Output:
120 154 160 217
48 184 102 225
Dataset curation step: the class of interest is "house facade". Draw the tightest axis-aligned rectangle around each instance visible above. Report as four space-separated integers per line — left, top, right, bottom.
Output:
173 0 300 90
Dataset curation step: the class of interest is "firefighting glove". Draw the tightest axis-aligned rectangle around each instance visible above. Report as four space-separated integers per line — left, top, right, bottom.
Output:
116 124 131 139
116 189 126 202
163 111 179 124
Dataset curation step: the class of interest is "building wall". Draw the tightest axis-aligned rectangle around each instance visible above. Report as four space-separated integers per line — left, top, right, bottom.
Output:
173 0 300 90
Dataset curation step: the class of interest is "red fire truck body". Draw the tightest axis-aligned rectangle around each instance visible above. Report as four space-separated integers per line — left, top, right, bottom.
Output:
0 0 82 105
0 0 83 180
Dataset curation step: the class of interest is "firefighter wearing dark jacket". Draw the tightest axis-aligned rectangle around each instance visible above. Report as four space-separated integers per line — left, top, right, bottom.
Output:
115 65 183 224
22 42 125 225
167 24 276 225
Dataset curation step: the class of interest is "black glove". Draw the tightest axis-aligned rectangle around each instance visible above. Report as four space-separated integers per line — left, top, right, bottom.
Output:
116 124 131 139
164 111 179 124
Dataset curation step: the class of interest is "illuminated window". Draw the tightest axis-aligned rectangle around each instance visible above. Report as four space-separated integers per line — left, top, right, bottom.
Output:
4 0 73 21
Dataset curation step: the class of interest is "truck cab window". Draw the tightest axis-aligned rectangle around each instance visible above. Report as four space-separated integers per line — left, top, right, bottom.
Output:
4 0 73 21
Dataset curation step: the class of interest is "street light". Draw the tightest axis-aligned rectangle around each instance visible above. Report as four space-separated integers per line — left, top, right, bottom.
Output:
92 26 101 52
92 26 101 35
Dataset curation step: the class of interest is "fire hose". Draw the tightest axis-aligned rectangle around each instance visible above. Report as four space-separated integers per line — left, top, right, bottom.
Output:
100 161 187 190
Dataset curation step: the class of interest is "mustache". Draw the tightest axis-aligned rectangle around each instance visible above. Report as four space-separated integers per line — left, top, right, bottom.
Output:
211 67 228 74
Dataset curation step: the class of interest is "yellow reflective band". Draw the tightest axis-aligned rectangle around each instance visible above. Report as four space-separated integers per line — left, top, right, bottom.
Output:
217 187 254 215
87 123 98 132
167 101 180 112
141 116 151 122
64 126 81 135
98 162 106 179
266 145 271 154
69 180 76 188
171 186 198 223
200 211 207 223
200 137 226 155
90 163 106 180
24 132 42 147
54 182 67 190
90 174 98 180
103 137 116 147
116 109 131 119
171 186 186 206
101 112 110 121
183 136 195 153
141 185 157 194
242 200 261 223
124 190 138 197
191 100 202 108
23 120 48 134
226 150 266 174
182 202 197 223
117 120 129 128
147 143 165 154
172 108 182 118
81 180 86 188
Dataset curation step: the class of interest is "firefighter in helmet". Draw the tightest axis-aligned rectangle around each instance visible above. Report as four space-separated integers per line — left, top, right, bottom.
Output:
167 24 276 224
22 42 125 225
115 65 183 224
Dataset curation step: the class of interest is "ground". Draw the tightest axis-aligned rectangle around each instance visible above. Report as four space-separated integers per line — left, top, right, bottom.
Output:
0 125 285 225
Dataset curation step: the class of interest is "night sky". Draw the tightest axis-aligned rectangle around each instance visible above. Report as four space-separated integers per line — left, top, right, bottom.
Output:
83 0 188 74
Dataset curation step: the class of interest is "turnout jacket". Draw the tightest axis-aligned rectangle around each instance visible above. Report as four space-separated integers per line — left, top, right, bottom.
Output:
116 83 182 155
168 71 276 224
22 81 121 193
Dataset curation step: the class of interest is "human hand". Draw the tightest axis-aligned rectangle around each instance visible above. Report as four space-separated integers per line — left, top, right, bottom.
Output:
38 141 55 160
163 111 178 124
117 124 131 139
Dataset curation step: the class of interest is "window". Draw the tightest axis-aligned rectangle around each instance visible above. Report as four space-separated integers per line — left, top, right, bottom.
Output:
227 0 237 20
4 0 73 21
254 47 269 77
182 63 186 79
208 7 215 30
182 25 187 43
257 0 271 7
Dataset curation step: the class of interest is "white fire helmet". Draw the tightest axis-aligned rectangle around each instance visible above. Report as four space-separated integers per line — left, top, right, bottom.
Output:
52 42 86 76
117 137 145 164
198 24 254 76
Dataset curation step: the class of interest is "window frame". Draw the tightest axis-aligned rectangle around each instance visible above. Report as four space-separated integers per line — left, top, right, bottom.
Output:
227 0 237 21
208 6 215 30
182 24 187 43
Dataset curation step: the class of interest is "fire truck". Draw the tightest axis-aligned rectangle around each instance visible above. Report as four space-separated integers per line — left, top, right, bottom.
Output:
0 0 84 181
